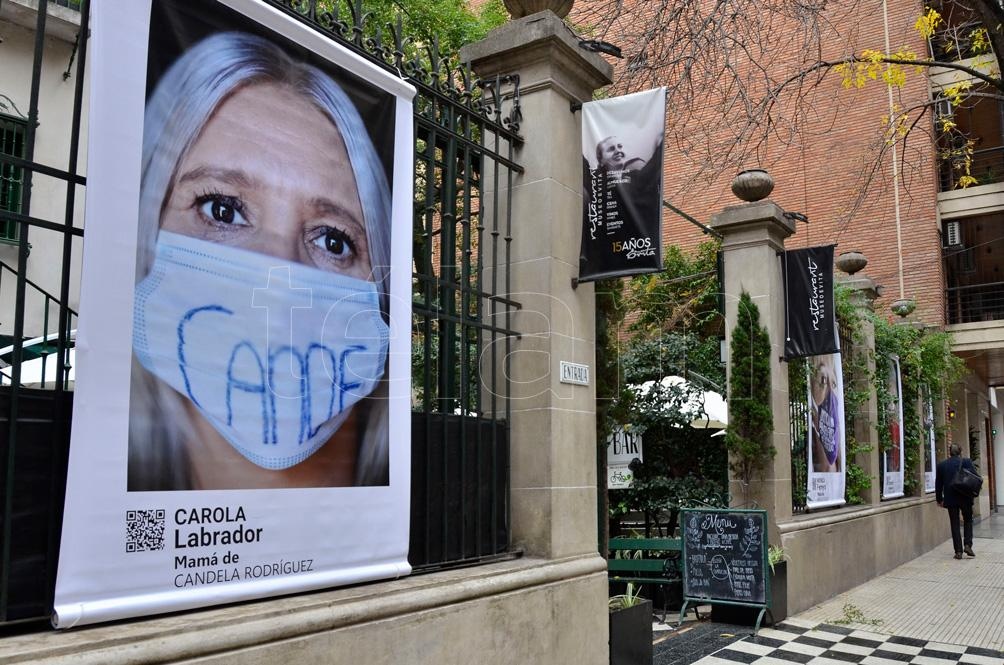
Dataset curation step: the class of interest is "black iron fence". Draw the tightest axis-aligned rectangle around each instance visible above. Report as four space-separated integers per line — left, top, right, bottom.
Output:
0 0 522 624
789 359 808 513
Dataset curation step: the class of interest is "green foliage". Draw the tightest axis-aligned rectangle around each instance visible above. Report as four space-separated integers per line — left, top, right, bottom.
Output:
873 313 966 496
316 0 507 56
609 582 646 610
627 241 722 339
768 545 787 573
620 333 725 390
833 285 873 504
725 292 774 502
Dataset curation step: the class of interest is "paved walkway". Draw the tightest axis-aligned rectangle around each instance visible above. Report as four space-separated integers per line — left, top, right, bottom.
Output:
665 513 1004 664
794 514 1004 650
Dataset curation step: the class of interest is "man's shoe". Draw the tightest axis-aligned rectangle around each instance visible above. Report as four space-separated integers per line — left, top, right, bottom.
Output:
954 552 963 559
965 547 976 557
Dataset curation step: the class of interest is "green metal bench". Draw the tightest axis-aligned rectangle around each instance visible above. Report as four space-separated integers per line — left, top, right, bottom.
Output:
608 537 685 621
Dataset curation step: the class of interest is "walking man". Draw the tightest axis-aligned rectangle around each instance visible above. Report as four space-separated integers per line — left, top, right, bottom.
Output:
935 444 977 560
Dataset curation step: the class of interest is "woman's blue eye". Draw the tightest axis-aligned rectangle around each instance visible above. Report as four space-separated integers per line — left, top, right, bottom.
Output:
196 195 248 226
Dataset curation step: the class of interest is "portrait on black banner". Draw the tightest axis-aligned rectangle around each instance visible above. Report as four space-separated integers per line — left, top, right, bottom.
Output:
578 87 665 282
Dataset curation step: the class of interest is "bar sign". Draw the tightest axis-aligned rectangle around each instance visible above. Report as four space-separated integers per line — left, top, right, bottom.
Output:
559 361 590 386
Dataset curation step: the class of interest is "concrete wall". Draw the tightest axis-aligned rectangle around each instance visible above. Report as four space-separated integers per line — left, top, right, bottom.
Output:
0 557 608 665
780 498 945 614
0 4 87 341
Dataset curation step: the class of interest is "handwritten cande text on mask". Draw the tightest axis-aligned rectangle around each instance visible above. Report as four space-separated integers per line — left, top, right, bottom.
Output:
177 305 367 447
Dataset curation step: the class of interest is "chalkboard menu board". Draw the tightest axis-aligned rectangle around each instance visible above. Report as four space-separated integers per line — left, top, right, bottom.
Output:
681 508 768 606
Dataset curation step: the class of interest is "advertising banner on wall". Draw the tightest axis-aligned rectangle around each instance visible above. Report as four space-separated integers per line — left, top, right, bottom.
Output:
882 356 905 499
578 87 665 282
53 0 415 627
924 392 936 493
806 353 847 509
782 245 840 360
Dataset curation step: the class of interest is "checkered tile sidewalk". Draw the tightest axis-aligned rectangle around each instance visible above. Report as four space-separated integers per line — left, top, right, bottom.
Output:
697 622 1004 665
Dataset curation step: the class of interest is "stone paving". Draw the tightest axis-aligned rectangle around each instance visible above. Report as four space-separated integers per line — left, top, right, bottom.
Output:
656 514 1004 664
795 515 1004 650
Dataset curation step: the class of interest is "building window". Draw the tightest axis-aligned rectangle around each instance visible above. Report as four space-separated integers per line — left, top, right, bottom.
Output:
0 115 27 243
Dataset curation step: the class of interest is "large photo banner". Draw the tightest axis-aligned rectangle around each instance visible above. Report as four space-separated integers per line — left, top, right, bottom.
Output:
882 356 905 498
806 353 846 509
782 245 840 360
924 392 936 493
54 0 415 627
578 87 665 281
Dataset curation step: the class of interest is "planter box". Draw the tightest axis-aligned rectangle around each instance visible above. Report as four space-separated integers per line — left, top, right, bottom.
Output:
709 561 787 626
609 598 653 665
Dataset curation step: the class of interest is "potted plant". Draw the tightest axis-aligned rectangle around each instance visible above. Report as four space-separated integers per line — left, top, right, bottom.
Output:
767 545 788 624
609 583 653 665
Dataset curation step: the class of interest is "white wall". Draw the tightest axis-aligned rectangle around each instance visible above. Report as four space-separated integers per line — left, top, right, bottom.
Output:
0 11 87 342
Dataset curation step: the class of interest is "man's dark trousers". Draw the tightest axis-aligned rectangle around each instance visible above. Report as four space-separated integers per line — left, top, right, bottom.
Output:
947 502 973 554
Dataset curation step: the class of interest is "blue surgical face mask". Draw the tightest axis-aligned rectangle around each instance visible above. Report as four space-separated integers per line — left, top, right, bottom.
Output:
133 231 388 470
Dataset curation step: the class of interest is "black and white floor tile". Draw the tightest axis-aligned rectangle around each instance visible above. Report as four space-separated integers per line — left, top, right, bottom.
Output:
697 621 1004 665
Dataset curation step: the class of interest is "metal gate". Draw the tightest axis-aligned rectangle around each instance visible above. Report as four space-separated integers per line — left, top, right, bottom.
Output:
0 0 522 624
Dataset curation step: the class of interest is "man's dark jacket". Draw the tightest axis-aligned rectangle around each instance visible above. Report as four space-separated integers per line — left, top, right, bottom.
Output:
935 456 977 508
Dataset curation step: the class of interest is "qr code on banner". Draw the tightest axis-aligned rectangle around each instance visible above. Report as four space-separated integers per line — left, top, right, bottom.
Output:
126 509 166 552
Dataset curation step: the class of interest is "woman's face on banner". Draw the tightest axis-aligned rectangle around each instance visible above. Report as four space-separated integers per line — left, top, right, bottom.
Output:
811 358 835 406
160 82 373 280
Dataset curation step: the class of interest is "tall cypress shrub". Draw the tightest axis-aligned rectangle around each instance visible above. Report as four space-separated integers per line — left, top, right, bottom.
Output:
725 291 774 504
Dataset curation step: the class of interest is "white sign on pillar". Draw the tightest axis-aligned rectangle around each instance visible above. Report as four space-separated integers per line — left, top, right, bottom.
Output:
606 427 642 489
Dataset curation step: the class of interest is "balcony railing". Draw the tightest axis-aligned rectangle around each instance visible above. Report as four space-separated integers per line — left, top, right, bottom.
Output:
946 281 1004 324
939 145 1004 191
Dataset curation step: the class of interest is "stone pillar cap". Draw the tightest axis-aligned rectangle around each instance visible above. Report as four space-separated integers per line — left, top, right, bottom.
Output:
460 11 613 99
836 274 880 303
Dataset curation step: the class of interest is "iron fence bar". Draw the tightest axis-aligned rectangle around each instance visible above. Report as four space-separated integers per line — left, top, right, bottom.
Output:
411 272 521 309
0 211 85 237
471 122 486 558
419 106 438 566
414 117 523 173
438 115 458 563
2 0 49 622
410 305 518 337
502 114 514 553
0 154 87 186
487 80 502 556
458 133 472 559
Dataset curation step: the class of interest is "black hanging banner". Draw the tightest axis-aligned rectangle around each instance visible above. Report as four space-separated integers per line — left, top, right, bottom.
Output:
578 87 665 282
782 244 839 360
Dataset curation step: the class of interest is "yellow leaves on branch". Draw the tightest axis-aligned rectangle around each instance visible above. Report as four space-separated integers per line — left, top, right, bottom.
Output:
834 49 922 90
942 81 972 107
915 7 942 40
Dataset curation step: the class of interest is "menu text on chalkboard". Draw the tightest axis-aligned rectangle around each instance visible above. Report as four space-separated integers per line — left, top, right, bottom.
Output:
681 508 768 606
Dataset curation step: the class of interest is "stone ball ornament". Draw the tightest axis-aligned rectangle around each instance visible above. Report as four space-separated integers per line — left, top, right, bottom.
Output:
731 168 775 202
503 0 573 18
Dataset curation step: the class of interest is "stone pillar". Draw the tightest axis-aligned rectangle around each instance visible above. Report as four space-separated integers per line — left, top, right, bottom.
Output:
836 273 882 505
710 185 795 544
461 12 612 559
